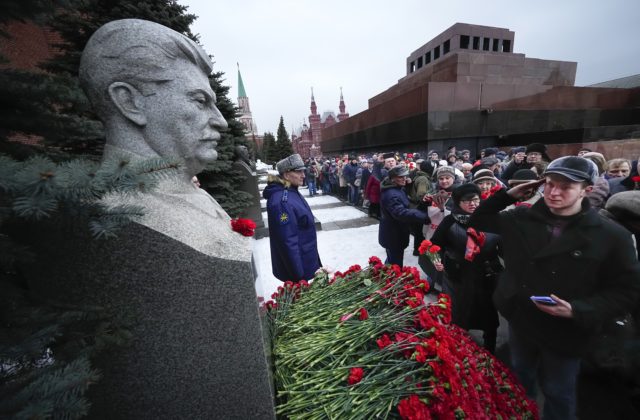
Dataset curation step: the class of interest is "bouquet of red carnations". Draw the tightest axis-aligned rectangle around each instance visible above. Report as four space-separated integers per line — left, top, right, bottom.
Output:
419 239 442 265
264 258 537 419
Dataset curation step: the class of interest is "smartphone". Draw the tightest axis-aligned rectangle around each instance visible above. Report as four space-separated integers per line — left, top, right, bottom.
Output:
530 296 557 306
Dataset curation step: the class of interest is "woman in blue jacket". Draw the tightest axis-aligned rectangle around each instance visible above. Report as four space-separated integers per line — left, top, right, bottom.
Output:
263 154 321 282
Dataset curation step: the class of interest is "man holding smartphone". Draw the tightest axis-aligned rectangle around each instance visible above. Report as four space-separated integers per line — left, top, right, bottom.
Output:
469 156 640 420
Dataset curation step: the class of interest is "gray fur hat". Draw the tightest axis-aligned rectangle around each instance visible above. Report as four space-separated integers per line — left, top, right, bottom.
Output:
276 154 306 174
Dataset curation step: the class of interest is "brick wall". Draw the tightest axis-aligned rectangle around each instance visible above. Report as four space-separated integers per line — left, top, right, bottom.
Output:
0 20 63 71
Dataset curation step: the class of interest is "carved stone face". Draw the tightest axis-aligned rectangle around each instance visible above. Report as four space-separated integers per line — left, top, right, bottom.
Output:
235 145 249 162
140 60 228 175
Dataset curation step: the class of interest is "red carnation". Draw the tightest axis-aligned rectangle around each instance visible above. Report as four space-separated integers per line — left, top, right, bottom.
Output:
632 176 640 182
347 367 364 385
376 333 393 349
418 240 433 255
230 218 256 237
398 395 431 419
349 264 362 272
368 255 383 267
358 308 369 320
428 245 441 253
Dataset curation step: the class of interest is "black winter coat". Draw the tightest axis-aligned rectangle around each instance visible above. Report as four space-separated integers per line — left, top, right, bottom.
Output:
470 189 640 357
379 178 429 250
431 213 501 331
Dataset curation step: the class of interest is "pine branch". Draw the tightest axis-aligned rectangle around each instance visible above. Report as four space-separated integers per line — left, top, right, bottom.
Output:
0 153 178 237
5 356 100 420
88 203 145 240
11 194 58 220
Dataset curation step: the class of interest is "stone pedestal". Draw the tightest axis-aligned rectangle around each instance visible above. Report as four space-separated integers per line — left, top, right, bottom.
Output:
233 160 265 228
16 184 275 419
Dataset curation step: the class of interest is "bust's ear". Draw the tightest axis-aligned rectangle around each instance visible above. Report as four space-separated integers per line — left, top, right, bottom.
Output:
107 82 147 126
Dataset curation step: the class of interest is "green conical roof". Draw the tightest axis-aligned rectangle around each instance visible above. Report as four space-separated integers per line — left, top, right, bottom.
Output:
237 63 247 98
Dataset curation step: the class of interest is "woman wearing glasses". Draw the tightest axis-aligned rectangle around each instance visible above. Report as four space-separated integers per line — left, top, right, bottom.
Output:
430 183 503 353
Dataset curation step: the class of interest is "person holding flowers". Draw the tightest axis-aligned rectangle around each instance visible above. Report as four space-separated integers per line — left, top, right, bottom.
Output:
428 183 502 353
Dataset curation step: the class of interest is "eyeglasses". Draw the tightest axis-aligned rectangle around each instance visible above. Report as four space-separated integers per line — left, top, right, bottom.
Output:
460 198 481 204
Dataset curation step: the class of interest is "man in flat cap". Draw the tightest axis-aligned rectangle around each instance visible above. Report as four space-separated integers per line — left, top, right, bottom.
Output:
470 156 640 420
263 153 322 281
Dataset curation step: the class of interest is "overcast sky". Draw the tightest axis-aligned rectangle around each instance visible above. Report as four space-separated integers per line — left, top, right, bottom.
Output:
184 0 640 135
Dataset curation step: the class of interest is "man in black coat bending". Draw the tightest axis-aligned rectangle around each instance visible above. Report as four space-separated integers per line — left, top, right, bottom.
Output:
469 156 640 420
379 166 430 267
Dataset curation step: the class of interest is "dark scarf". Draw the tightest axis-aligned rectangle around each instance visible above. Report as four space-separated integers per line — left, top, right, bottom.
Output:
451 203 471 225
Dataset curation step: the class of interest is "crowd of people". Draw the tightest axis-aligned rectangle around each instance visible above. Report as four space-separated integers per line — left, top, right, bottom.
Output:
264 144 640 420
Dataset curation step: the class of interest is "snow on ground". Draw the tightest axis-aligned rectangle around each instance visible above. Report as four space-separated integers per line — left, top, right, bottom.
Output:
259 193 361 227
253 222 426 300
302 193 341 205
255 159 272 172
310 206 367 223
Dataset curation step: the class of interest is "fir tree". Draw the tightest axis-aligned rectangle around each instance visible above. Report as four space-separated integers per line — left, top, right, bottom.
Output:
275 116 294 160
43 0 197 77
262 132 277 164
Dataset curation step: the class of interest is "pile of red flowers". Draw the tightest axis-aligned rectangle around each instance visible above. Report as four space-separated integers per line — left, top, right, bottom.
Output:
265 257 537 419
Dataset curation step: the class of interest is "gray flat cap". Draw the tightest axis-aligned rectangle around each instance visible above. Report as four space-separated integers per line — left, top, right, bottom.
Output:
276 154 306 174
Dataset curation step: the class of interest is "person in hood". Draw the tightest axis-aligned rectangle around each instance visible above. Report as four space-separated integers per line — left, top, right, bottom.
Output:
379 166 430 267
263 154 321 282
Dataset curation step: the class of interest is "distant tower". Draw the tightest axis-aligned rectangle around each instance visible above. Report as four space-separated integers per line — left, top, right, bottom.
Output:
237 63 258 136
308 87 322 144
337 87 350 121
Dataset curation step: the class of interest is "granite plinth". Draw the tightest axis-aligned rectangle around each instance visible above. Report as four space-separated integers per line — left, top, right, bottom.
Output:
17 219 275 419
233 161 265 228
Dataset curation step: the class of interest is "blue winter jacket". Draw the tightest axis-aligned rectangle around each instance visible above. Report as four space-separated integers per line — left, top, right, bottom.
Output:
263 181 321 281
342 162 358 184
379 178 430 250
